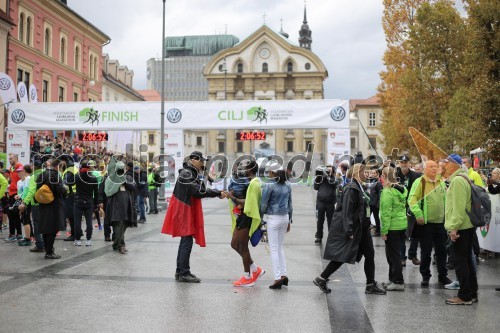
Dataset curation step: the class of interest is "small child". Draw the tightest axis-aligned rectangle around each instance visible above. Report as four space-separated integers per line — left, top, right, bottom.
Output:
227 170 250 217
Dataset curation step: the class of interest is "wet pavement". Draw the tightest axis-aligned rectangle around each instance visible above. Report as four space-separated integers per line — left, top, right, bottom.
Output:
0 185 499 333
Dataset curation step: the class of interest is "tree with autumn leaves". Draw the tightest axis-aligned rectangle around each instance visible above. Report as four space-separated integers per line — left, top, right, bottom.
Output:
378 0 499 159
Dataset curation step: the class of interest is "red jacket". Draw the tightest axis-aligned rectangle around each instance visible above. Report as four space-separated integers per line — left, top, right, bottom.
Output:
8 162 23 196
161 163 220 247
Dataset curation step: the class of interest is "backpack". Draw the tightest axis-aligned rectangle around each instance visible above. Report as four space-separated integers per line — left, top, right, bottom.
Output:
35 184 54 204
458 175 491 227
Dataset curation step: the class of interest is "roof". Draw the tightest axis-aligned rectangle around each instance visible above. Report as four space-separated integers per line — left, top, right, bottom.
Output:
102 72 144 101
349 95 380 111
0 9 14 26
137 90 162 101
59 1 110 42
165 35 239 57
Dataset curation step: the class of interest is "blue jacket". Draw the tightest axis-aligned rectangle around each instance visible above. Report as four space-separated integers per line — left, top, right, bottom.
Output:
260 182 293 220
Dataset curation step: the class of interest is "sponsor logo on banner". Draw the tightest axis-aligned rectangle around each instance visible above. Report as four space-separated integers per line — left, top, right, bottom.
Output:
330 132 336 139
8 134 13 140
80 108 100 126
167 108 182 123
11 109 25 124
330 106 346 121
217 106 295 123
19 86 26 98
0 78 11 90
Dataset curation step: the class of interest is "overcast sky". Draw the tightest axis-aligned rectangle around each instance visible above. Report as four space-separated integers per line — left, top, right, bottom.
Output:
69 0 462 100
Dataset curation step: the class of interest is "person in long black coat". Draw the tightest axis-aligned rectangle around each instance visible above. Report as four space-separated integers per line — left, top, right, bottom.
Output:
37 159 67 259
313 163 386 295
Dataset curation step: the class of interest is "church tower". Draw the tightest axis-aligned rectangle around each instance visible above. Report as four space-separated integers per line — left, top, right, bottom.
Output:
298 3 312 50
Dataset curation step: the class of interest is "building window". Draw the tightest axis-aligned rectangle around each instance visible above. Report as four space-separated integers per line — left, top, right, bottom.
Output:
351 137 356 149
93 57 98 79
305 140 312 151
237 62 243 73
369 112 376 127
17 69 30 88
196 136 202 146
368 137 377 150
218 141 225 153
73 92 79 102
262 62 268 73
19 13 24 42
286 141 294 152
60 38 66 64
44 28 51 55
42 80 49 102
287 61 293 73
148 134 155 145
74 46 80 71
58 86 65 102
236 141 243 153
90 55 94 79
26 17 31 45
148 153 154 162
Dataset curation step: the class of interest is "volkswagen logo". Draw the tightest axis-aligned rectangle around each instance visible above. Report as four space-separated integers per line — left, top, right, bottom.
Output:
167 108 182 123
11 109 25 124
19 86 26 97
330 106 346 122
30 90 36 101
0 78 11 90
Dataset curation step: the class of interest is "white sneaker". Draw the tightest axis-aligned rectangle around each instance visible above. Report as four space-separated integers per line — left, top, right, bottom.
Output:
445 280 460 290
86 240 93 247
74 240 82 246
384 282 405 291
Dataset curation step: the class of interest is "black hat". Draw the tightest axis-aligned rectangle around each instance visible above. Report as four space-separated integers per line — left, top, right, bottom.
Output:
126 161 134 168
189 151 207 161
400 155 410 162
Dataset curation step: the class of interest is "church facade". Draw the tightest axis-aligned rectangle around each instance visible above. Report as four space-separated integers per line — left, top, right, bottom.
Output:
203 9 329 167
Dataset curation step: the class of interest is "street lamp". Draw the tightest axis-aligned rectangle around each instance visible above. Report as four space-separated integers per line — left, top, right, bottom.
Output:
159 0 166 201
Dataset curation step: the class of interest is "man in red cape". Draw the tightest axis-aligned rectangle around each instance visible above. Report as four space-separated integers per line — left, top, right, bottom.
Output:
161 151 223 283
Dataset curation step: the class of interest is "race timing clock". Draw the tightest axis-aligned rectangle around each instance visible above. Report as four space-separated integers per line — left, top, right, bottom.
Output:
78 133 108 141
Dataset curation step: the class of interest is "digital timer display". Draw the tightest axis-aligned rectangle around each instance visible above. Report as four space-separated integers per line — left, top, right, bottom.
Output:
235 131 267 141
78 133 108 141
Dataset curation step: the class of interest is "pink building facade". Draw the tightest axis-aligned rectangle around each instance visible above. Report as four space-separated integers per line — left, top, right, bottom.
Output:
6 0 110 106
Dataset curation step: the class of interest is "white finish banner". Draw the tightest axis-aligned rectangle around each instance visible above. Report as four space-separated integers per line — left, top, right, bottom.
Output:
8 100 350 130
7 130 30 165
477 194 500 252
327 128 351 165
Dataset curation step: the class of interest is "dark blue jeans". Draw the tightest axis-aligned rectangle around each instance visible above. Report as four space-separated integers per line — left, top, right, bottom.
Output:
74 203 94 240
136 196 146 220
176 236 194 275
31 205 44 249
420 223 448 280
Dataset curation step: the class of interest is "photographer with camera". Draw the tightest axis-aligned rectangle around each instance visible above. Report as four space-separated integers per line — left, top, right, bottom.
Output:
487 168 499 195
314 165 337 244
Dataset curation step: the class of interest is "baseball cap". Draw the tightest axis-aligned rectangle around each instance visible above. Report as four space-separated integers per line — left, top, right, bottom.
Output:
400 155 410 162
443 154 462 165
88 160 97 167
189 151 207 161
